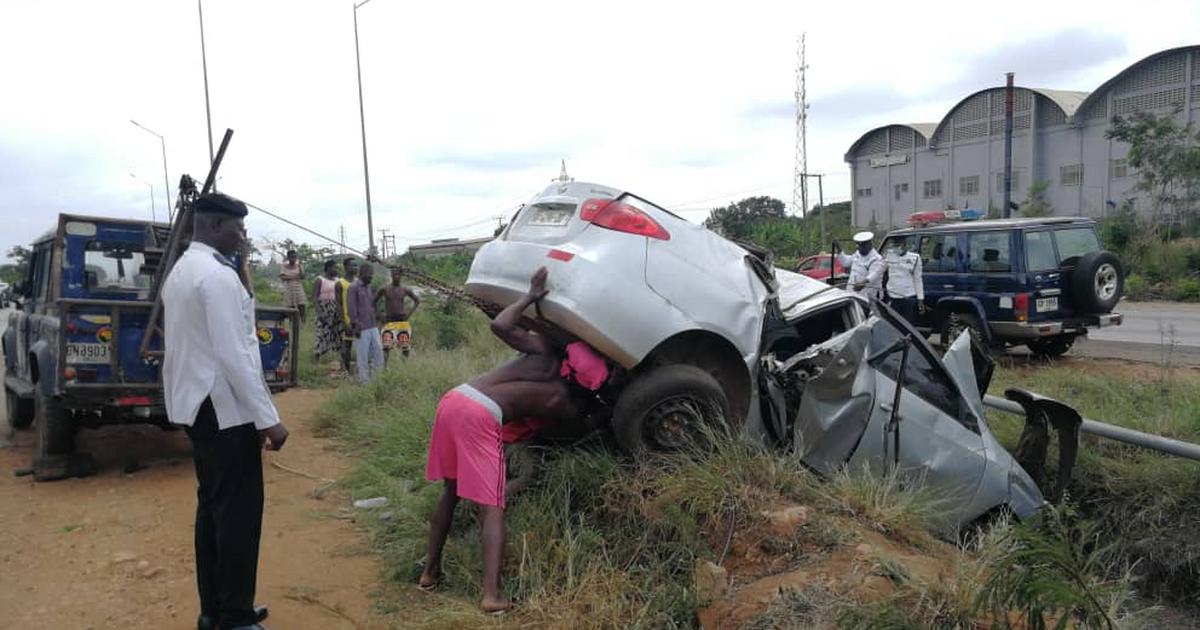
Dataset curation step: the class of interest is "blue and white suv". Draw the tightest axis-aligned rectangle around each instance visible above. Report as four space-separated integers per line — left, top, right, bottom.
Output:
879 217 1124 357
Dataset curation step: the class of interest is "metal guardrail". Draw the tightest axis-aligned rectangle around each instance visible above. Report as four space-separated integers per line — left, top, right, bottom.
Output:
983 394 1200 462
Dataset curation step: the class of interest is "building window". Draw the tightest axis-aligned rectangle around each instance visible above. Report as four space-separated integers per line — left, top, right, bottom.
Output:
1110 158 1128 180
959 175 980 196
995 171 1021 193
894 182 909 200
856 187 873 198
1060 164 1084 187
922 179 943 199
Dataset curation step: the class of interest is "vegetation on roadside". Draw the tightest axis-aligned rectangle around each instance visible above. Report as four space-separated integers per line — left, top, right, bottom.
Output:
298 301 1168 628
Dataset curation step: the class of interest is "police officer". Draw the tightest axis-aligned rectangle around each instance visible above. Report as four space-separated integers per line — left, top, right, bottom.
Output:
162 192 287 630
884 236 925 324
835 231 884 301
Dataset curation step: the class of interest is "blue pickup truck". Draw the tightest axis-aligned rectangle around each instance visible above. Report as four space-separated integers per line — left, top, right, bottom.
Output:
879 217 1124 357
3 214 297 480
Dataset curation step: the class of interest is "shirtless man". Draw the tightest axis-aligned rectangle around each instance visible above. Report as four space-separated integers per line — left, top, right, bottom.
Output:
374 268 420 361
419 267 600 613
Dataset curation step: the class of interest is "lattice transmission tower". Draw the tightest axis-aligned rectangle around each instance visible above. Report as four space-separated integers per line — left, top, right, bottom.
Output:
793 33 809 216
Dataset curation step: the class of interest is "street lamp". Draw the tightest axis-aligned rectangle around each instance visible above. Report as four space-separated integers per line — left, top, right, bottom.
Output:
130 120 173 223
130 173 156 223
353 0 376 257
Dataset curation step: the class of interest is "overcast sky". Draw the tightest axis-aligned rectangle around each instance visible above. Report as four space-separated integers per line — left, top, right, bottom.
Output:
2 0 1198 259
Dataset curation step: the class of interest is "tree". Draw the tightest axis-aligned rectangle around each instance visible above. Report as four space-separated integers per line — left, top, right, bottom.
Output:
2 245 31 283
704 196 788 240
1020 180 1054 217
1106 110 1200 233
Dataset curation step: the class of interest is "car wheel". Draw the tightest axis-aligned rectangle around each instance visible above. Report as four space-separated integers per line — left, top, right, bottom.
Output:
34 391 77 481
611 364 731 455
941 311 986 350
1027 335 1075 359
5 387 35 429
1069 250 1123 314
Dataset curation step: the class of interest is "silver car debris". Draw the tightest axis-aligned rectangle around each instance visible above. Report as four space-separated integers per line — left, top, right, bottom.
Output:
468 181 1080 529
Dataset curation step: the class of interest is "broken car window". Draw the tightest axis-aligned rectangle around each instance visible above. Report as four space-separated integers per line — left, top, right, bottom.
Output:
868 317 977 433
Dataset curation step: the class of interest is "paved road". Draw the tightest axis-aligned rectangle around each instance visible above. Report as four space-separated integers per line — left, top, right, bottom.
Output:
1093 301 1200 346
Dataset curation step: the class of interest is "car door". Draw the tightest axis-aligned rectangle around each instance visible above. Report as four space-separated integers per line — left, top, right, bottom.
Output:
846 313 987 526
916 231 961 329
963 230 1019 324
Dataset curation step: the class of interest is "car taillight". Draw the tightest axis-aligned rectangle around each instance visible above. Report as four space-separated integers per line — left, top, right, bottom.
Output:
1014 293 1029 322
579 198 670 240
66 322 78 334
116 396 152 406
64 367 77 380
278 327 288 339
275 367 290 381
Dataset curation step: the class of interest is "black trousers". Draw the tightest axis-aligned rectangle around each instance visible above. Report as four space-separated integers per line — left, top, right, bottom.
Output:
185 398 263 627
889 296 919 325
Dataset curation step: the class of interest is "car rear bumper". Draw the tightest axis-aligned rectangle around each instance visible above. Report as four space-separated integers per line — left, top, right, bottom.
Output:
990 312 1123 339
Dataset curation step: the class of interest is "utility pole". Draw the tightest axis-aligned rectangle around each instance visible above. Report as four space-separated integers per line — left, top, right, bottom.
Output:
197 0 215 176
338 225 347 254
379 228 394 259
801 173 826 248
130 121 172 223
793 34 809 216
353 0 377 258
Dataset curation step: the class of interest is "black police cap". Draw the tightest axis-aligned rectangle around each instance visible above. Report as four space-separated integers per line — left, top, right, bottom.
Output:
193 192 248 218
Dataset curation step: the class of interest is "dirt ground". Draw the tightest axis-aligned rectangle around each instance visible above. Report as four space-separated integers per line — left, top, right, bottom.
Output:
0 389 386 629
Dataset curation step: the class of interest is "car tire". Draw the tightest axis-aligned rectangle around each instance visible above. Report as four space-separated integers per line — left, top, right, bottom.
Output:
1070 251 1123 314
35 391 75 458
5 387 35 429
611 364 731 455
941 311 986 350
1027 335 1075 359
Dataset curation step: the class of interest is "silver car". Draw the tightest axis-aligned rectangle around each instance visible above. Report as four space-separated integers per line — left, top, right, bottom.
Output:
467 181 1047 528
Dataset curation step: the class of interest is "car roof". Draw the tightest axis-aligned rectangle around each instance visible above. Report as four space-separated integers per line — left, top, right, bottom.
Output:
886 216 1094 236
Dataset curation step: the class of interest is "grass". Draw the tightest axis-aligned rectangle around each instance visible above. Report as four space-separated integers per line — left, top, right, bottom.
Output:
987 358 1200 609
301 299 1182 627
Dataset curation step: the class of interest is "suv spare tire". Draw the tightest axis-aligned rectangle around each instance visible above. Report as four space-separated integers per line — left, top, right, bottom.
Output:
611 364 731 455
1069 250 1123 314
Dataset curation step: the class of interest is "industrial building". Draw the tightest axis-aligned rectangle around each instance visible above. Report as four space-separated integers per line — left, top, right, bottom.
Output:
844 45 1200 228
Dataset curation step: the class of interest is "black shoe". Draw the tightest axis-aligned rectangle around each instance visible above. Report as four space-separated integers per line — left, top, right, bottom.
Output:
197 605 267 630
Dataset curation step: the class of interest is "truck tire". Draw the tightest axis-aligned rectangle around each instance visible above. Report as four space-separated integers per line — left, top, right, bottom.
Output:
5 387 34 429
1070 251 1123 314
36 393 74 455
1027 335 1075 359
941 311 986 350
611 364 731 455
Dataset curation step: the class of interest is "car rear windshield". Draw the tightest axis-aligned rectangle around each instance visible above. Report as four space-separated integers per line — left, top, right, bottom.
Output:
84 242 150 293
1054 227 1100 261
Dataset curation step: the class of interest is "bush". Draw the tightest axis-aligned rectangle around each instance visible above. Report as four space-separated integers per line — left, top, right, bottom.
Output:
1123 274 1150 300
1172 277 1200 302
430 297 470 350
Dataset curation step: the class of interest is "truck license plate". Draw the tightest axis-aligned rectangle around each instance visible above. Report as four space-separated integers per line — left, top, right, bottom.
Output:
528 209 572 227
1036 297 1058 312
66 342 110 364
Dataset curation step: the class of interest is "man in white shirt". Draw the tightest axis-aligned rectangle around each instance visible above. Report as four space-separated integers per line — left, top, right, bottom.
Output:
883 236 926 324
162 192 288 630
835 231 884 301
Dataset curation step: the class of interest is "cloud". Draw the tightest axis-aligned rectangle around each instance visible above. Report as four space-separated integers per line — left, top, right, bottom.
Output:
949 29 1129 91
411 148 565 172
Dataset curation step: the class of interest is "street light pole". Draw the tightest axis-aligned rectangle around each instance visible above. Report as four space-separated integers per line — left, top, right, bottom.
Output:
130 173 156 223
353 0 376 257
130 120 173 223
198 0 216 176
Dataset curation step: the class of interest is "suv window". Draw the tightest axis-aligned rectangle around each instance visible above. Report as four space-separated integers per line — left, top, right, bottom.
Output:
1024 230 1058 272
967 231 1012 273
1054 227 1100 262
84 242 150 293
919 233 959 272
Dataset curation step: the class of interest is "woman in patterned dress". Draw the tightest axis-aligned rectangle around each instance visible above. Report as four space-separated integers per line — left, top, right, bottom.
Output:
279 249 308 322
311 259 343 360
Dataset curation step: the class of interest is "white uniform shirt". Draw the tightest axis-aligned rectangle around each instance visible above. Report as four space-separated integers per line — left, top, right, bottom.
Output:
162 242 281 431
837 249 884 300
884 250 924 300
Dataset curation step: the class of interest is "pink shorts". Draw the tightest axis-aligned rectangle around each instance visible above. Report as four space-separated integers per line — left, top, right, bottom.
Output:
425 384 506 508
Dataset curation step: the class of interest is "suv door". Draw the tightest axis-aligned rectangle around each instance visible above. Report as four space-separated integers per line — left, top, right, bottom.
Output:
916 231 962 329
1022 229 1064 322
963 230 1020 324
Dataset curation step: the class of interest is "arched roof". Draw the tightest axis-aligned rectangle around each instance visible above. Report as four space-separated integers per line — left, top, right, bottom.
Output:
1075 45 1200 121
844 123 937 159
929 86 1088 146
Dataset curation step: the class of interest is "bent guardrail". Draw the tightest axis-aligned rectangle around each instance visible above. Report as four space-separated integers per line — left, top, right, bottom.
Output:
983 394 1200 462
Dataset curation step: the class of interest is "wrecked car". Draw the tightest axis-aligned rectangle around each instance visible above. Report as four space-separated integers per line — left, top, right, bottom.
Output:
467 180 1072 528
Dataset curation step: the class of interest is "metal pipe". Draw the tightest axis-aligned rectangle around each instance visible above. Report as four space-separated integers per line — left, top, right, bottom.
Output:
1002 72 1014 218
353 0 375 257
983 394 1200 462
198 0 215 174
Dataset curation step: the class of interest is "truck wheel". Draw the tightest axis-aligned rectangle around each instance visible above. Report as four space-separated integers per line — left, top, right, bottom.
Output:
1070 251 1123 314
1027 335 1075 359
35 392 74 455
611 364 731 455
5 387 34 429
941 312 986 350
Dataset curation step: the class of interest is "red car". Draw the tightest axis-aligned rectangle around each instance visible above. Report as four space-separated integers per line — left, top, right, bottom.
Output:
796 253 844 281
